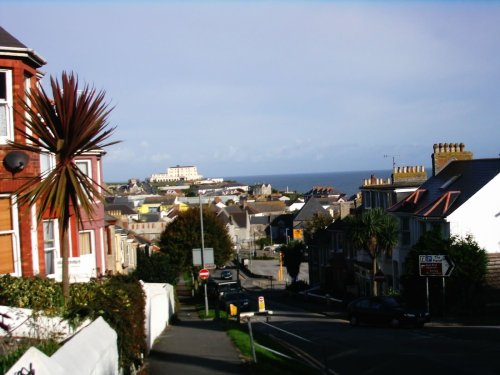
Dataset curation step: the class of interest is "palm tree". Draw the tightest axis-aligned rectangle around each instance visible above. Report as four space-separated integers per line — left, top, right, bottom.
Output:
10 72 119 302
345 208 399 296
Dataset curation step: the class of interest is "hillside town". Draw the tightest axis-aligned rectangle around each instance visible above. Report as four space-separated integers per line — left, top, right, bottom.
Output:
1 21 500 375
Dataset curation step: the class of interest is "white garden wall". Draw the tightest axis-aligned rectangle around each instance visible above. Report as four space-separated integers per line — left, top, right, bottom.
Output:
6 317 118 375
142 282 176 350
3 281 176 374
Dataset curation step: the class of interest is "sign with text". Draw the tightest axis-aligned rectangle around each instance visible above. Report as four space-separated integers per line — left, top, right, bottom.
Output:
192 248 215 269
293 229 303 240
258 296 266 312
419 255 455 277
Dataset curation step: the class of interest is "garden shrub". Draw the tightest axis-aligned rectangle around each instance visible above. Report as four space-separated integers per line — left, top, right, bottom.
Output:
0 275 146 375
65 275 147 374
0 275 64 316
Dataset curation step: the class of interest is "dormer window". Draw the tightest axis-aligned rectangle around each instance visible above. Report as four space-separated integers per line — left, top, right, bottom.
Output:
440 175 461 190
0 70 13 143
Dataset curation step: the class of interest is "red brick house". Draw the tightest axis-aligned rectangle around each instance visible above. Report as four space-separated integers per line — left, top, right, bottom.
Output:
0 26 108 281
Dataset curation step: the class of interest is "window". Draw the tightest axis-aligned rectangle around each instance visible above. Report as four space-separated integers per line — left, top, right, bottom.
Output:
75 159 92 197
0 197 15 274
24 75 32 141
0 70 13 143
401 217 411 246
79 231 93 255
419 221 427 237
363 191 372 208
43 220 58 275
40 152 56 177
75 160 91 177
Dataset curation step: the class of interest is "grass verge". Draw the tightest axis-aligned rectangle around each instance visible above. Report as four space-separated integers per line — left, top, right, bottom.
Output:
227 321 318 375
195 302 318 375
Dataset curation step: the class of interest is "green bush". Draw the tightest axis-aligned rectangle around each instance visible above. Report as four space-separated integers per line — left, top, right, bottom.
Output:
133 249 179 284
65 276 146 374
0 275 146 375
0 275 64 316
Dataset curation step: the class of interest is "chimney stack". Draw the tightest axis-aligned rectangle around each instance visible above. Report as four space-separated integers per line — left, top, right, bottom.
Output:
432 142 472 176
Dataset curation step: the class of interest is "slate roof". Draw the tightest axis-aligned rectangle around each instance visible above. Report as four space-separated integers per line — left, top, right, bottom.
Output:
230 212 248 228
143 196 176 205
225 205 244 214
245 201 286 214
294 197 331 222
304 186 344 197
250 216 270 225
388 158 500 218
0 26 27 48
0 26 46 66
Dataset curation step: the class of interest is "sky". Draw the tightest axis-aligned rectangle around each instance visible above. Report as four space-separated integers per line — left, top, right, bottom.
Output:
1 1 500 182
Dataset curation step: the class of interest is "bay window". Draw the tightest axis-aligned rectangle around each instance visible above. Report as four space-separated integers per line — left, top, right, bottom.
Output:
0 70 13 143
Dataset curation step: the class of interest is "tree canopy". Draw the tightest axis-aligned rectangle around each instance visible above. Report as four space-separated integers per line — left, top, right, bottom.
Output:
280 240 306 284
345 208 399 296
158 208 233 278
303 212 332 248
402 230 488 309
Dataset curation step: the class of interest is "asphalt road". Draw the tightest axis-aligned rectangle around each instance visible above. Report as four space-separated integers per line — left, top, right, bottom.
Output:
251 292 500 375
211 258 309 287
209 260 500 374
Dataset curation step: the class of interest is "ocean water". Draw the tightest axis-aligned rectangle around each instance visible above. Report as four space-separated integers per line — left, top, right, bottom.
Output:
225 170 392 196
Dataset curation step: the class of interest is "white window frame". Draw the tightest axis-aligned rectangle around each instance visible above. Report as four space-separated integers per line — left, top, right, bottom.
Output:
24 74 32 141
40 151 56 178
79 230 95 256
0 69 14 144
43 219 60 276
75 159 92 179
75 159 93 199
0 195 21 276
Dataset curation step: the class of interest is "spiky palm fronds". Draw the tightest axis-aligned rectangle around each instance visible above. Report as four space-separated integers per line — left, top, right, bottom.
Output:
10 72 119 233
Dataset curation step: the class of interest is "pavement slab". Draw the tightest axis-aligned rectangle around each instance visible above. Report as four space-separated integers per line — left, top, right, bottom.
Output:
145 294 250 375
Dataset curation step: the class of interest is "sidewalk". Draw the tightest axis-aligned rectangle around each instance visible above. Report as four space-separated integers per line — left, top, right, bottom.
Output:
145 293 250 375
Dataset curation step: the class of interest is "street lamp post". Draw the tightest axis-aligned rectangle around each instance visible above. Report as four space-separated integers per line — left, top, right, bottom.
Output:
235 235 240 283
199 194 208 316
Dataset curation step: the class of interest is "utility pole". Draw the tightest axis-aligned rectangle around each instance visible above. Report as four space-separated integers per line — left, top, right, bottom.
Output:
199 194 208 316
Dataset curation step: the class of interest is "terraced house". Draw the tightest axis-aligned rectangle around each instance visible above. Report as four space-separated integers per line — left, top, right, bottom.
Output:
0 26 108 281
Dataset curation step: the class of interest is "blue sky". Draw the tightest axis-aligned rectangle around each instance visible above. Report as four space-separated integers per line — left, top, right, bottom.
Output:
1 1 499 182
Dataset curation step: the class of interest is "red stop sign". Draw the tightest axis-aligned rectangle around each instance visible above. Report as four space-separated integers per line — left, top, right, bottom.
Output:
199 268 210 280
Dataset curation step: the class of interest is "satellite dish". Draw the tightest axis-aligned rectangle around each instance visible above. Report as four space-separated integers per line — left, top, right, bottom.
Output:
3 151 29 174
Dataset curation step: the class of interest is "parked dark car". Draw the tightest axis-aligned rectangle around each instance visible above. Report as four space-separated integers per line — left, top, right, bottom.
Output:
207 280 242 299
220 291 251 313
347 296 430 328
220 270 233 280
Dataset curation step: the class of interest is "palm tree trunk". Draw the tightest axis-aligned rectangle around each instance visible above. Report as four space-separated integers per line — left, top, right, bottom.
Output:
372 256 378 296
60 229 70 304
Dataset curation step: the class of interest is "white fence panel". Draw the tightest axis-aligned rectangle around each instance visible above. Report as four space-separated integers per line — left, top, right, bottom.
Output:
7 317 118 375
142 282 176 350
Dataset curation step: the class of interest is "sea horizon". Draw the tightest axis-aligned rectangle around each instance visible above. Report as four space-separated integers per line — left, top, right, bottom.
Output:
224 169 393 197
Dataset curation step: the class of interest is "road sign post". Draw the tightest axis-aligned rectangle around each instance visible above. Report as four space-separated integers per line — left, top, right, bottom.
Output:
419 255 455 277
419 255 455 314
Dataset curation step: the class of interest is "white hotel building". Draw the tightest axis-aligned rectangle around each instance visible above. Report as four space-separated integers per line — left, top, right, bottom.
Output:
150 165 203 183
